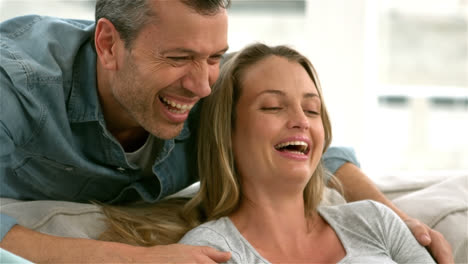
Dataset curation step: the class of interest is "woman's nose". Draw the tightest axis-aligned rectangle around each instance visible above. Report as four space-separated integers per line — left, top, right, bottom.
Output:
286 107 310 130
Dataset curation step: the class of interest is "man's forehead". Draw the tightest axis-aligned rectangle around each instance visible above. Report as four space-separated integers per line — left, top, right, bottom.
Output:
138 0 228 56
150 0 227 17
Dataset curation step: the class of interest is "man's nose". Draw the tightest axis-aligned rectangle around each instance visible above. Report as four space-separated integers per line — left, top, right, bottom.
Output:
181 61 214 98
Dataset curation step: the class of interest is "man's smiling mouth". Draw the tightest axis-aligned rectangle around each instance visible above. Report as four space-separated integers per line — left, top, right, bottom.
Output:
159 96 194 114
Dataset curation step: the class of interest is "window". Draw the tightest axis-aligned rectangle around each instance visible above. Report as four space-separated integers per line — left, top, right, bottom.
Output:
365 0 468 177
2 0 467 179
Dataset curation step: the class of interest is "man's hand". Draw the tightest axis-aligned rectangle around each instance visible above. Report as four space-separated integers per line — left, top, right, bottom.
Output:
143 244 231 263
0 225 231 263
404 218 454 264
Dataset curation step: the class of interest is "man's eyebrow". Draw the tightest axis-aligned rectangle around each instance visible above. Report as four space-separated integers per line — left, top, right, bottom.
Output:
217 46 230 54
163 46 229 55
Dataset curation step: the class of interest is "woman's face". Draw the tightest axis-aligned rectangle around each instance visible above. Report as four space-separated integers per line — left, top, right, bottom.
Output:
232 55 325 193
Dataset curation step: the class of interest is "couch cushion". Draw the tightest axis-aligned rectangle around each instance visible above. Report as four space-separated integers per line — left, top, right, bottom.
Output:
392 175 468 263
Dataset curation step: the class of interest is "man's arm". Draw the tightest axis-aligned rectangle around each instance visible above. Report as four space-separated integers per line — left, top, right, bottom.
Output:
0 225 231 263
334 162 453 264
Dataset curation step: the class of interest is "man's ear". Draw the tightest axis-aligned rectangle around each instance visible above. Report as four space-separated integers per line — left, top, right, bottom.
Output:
95 18 122 71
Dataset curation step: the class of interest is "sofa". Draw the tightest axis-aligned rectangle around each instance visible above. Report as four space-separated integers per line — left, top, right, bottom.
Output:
1 174 467 263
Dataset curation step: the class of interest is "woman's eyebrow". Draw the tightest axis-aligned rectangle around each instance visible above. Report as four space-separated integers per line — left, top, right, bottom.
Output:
256 90 321 101
304 93 319 99
304 93 321 104
257 89 285 97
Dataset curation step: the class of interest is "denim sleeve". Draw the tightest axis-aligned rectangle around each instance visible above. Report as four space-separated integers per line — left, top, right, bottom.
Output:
0 213 17 241
0 43 32 167
322 146 360 175
0 66 15 167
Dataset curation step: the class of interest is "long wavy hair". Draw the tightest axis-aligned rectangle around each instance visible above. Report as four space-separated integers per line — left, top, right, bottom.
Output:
100 43 335 246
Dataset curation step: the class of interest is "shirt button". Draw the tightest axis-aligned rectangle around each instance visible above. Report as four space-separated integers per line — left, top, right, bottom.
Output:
117 167 126 172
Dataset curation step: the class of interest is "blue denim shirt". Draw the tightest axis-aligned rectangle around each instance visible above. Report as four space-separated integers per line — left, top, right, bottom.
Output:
0 15 359 240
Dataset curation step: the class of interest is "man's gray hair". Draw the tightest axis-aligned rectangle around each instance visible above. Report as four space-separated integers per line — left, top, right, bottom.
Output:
95 0 230 49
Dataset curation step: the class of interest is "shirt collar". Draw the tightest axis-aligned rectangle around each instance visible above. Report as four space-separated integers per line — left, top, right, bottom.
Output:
67 39 100 123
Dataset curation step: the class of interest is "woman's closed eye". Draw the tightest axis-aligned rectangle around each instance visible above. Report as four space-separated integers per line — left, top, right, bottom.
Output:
305 109 320 116
261 107 282 111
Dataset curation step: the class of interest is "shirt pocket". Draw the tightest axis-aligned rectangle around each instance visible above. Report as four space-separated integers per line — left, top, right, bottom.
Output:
14 156 93 201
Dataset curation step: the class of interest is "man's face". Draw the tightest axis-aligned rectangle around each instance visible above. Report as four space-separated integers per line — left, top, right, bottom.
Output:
111 1 228 139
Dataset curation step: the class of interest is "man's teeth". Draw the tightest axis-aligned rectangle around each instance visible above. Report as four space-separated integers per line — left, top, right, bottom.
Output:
160 96 194 113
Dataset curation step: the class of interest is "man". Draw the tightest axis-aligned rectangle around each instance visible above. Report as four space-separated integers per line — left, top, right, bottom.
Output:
0 0 452 263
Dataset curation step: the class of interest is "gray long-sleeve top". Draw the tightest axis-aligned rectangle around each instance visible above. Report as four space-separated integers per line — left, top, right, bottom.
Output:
180 200 435 264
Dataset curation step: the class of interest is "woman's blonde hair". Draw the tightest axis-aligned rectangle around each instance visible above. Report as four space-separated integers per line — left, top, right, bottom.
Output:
100 43 334 246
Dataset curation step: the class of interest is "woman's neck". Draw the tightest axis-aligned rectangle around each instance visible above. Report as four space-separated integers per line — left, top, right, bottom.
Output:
228 192 345 262
230 194 309 232
229 195 316 255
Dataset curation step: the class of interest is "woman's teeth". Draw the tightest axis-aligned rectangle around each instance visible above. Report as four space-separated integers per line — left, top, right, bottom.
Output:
274 141 309 154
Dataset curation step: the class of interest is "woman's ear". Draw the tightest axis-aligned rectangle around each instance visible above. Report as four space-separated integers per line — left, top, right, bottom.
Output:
94 18 122 71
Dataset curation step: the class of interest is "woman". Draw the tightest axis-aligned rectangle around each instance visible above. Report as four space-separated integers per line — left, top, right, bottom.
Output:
100 43 435 263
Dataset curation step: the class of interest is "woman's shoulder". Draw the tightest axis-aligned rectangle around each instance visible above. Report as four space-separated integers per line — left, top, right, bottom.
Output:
179 217 241 257
318 200 400 232
178 217 267 263
320 202 435 263
320 200 393 217
179 217 232 244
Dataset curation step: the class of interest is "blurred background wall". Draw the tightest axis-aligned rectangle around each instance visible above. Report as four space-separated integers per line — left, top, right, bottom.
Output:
1 0 467 180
